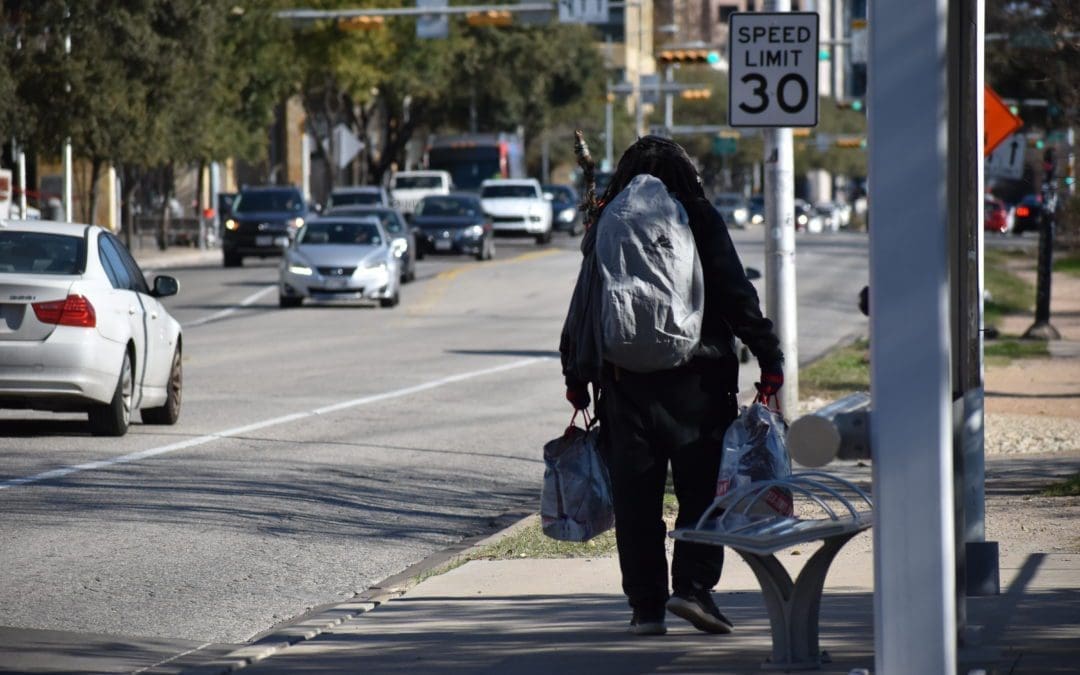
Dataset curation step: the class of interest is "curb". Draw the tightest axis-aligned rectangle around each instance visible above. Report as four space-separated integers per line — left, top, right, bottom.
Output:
178 506 536 674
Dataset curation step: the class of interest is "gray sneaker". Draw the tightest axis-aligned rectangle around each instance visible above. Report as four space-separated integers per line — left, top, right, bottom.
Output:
666 588 734 634
629 608 668 636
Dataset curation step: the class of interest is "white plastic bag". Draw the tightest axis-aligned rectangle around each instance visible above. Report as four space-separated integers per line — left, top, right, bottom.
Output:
541 418 614 542
715 402 794 517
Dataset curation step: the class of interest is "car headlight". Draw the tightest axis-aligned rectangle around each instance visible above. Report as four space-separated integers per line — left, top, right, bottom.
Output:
797 214 808 226
365 260 388 270
733 208 748 221
751 214 764 225
288 217 304 230
558 207 577 223
464 224 484 238
390 239 407 257
225 218 238 231
287 261 313 276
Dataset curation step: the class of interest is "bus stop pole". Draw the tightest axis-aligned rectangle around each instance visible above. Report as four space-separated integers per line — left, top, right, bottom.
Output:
868 0 958 672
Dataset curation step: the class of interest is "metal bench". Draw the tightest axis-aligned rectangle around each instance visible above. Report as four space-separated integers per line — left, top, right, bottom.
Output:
671 472 873 671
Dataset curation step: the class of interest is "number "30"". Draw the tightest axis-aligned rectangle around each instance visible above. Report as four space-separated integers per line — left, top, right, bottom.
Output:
738 73 810 115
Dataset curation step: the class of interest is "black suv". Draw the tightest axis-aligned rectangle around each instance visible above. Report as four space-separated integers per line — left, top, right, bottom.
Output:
222 186 309 267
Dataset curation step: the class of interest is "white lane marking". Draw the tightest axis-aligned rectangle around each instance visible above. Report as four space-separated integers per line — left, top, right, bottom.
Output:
0 358 545 491
185 285 277 327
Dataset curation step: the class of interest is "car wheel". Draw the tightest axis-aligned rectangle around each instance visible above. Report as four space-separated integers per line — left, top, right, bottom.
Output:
89 350 134 437
142 348 182 425
279 294 302 308
223 251 242 268
380 290 400 308
535 230 552 245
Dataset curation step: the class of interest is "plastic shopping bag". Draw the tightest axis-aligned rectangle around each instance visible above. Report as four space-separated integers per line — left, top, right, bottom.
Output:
715 401 794 517
541 415 614 542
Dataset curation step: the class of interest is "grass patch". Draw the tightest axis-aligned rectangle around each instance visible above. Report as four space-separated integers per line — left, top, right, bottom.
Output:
984 249 1035 328
1053 255 1080 278
1041 473 1080 497
984 338 1049 366
799 338 870 399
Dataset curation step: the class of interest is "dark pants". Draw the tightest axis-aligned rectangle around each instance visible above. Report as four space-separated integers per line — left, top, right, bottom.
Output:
599 358 738 613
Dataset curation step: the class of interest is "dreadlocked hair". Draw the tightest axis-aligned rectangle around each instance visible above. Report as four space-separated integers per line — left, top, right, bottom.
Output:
596 136 706 219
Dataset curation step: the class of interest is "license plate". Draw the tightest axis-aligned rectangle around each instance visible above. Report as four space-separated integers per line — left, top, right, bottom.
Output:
435 239 453 251
256 235 273 247
328 278 347 288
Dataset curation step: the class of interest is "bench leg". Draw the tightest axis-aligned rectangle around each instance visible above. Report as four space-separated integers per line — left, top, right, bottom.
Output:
734 533 858 671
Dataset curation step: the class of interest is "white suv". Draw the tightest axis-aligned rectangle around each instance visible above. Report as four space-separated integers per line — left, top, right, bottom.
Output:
479 179 553 245
389 171 452 218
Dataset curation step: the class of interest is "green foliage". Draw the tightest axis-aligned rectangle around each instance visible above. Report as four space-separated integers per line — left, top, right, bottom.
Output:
984 338 1049 365
799 338 871 399
1041 473 1080 497
984 249 1036 327
1053 254 1080 277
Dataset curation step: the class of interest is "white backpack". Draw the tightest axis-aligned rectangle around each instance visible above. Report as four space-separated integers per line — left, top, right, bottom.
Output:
594 174 704 372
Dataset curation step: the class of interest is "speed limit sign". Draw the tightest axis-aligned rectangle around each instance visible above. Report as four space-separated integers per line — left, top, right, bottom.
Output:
729 12 819 127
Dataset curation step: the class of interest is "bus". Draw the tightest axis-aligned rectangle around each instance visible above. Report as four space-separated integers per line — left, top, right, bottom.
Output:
425 133 525 192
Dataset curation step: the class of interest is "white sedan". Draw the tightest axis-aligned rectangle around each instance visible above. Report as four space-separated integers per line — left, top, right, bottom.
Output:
0 220 183 436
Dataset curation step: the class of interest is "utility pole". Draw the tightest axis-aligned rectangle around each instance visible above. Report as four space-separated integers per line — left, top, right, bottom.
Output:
63 28 73 223
762 0 799 416
605 80 614 170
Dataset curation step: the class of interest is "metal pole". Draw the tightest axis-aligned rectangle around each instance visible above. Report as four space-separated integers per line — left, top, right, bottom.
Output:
762 1 798 418
17 151 27 218
664 64 674 132
1023 151 1060 339
541 134 550 183
633 0 644 138
605 80 614 170
869 0 957 670
63 31 73 223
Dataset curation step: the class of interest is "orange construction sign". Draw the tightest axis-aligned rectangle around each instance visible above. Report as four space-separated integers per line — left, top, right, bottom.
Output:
985 86 1023 157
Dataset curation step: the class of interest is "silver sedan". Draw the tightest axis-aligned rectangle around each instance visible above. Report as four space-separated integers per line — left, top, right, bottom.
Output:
278 216 402 308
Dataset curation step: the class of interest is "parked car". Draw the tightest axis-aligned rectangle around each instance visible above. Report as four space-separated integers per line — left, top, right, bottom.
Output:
278 216 401 308
411 194 495 260
326 186 391 209
479 178 553 244
984 195 1011 234
542 183 583 235
1011 194 1043 235
324 205 417 282
0 220 183 436
389 170 453 219
713 192 749 228
812 203 843 232
222 186 309 267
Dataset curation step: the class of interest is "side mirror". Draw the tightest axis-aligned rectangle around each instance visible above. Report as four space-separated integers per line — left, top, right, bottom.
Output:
153 275 179 298
745 266 762 281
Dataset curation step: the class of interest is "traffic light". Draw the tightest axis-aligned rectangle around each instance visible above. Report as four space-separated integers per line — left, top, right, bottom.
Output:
657 49 720 65
680 88 711 100
835 136 866 149
337 15 385 30
836 99 864 113
466 10 512 26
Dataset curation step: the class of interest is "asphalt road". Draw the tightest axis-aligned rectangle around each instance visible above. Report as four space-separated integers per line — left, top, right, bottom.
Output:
0 228 869 672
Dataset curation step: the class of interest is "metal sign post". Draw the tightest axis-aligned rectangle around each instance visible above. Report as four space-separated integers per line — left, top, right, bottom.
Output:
729 7 817 416
869 0 957 672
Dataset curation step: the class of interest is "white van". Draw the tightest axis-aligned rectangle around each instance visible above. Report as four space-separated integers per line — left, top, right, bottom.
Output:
389 171 452 218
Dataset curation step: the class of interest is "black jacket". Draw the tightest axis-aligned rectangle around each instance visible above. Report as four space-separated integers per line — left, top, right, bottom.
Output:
560 194 782 389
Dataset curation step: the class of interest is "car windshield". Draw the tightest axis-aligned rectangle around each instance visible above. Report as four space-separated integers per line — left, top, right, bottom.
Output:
416 197 478 217
298 221 382 246
327 208 404 234
394 175 443 189
234 190 304 213
328 191 381 207
543 186 576 203
481 184 536 199
0 231 86 274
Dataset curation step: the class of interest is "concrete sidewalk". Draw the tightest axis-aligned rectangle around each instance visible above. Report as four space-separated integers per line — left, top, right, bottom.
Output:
183 502 1079 675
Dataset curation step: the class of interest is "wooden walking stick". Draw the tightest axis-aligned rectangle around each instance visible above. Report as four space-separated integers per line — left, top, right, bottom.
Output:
574 130 600 229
